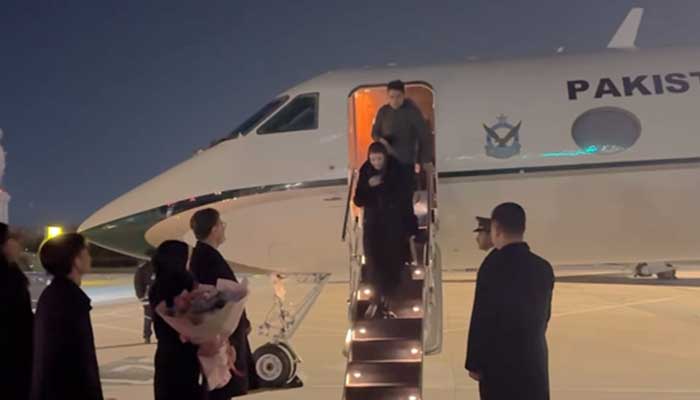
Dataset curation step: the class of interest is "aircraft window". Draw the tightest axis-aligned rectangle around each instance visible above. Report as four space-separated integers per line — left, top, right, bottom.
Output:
209 96 288 146
571 107 641 154
257 93 319 134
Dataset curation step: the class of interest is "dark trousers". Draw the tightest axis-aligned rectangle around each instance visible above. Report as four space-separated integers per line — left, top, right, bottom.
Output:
396 162 416 192
143 305 153 339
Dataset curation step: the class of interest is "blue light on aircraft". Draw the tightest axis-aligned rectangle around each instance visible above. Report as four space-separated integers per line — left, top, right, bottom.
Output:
541 145 599 158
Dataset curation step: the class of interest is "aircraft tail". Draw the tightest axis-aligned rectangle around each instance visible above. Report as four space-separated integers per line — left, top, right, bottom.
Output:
608 7 644 49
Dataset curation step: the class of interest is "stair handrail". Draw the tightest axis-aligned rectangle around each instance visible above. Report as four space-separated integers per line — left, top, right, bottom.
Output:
422 162 443 355
342 168 364 326
341 168 358 242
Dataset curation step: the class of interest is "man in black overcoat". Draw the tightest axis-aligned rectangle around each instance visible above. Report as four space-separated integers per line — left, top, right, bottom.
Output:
466 203 555 400
31 233 103 400
189 208 259 398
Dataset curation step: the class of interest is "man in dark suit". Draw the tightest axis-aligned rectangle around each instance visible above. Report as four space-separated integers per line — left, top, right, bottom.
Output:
466 203 555 400
31 233 103 400
189 208 259 398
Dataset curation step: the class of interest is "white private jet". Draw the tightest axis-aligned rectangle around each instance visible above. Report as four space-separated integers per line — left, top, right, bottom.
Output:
79 7 700 389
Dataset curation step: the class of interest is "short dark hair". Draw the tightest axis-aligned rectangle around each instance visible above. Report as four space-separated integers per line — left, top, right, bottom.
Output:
40 233 87 277
491 202 526 236
191 208 220 241
387 80 405 93
152 240 189 279
368 141 388 156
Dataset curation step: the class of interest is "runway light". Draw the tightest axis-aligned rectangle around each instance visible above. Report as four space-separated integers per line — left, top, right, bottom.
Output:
46 226 63 240
409 396 418 400
410 347 420 355
414 268 423 275
363 288 371 296
412 305 421 313
353 372 362 378
358 327 367 335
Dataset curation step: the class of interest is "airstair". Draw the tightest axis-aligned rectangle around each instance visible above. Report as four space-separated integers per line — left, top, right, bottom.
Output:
341 164 442 400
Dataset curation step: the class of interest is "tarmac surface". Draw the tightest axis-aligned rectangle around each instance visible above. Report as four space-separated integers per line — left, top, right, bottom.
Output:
65 268 700 399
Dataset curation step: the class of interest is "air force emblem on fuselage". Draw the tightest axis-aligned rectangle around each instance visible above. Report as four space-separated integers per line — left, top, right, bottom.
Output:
483 115 522 159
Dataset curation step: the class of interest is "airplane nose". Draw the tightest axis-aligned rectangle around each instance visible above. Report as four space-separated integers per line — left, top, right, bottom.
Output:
79 142 244 256
79 183 174 258
79 130 348 263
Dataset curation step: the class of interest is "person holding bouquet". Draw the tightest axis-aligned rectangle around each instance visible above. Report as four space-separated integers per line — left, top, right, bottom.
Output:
189 208 259 398
148 240 205 400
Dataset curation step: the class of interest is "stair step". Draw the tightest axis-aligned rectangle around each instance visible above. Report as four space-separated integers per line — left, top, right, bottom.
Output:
411 265 426 280
344 386 421 400
351 318 422 341
350 339 422 363
345 362 421 387
359 267 417 286
353 296 423 321
355 278 421 299
389 298 424 319
355 275 422 311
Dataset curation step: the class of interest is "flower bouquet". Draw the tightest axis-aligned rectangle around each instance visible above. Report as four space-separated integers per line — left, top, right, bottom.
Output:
155 278 249 390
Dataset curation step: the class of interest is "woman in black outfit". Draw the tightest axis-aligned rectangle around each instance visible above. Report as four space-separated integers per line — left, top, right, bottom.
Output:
148 240 204 400
353 142 416 318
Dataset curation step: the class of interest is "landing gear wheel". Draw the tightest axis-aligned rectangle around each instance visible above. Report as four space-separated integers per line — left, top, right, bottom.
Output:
253 342 298 388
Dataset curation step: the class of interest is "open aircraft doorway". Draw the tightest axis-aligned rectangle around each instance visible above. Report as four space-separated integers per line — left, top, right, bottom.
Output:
347 82 435 170
347 82 437 225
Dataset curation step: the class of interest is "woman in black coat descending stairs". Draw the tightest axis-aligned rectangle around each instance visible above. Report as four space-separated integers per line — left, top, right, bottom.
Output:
354 142 417 318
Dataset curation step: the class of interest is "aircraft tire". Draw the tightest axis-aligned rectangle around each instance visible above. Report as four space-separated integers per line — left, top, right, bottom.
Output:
253 342 297 387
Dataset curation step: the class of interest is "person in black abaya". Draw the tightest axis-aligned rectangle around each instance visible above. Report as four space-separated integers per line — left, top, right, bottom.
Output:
354 141 416 318
148 240 205 400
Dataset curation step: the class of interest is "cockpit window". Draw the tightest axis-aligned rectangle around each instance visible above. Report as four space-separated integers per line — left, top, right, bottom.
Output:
257 93 319 134
209 96 288 146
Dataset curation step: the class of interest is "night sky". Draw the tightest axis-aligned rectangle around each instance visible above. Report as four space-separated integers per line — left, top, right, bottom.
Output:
2 0 700 227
